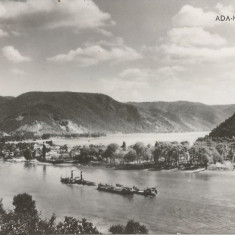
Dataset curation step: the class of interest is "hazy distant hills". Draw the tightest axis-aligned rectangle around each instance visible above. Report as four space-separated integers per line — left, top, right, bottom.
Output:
0 92 234 135
131 101 235 133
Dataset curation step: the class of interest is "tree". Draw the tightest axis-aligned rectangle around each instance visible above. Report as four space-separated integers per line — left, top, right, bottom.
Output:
107 143 119 153
109 224 125 234
56 217 100 234
13 193 37 217
109 220 148 234
23 148 32 160
103 143 119 164
124 150 137 163
121 141 127 151
60 144 68 152
0 194 101 235
133 142 145 163
142 147 152 162
42 133 51 140
42 143 47 159
125 220 148 234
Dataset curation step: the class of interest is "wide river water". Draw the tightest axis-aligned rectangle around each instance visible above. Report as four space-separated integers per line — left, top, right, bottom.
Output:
2 132 235 233
16 131 209 147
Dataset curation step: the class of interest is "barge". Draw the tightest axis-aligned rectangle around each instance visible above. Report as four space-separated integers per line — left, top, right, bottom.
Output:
97 183 134 195
132 186 158 196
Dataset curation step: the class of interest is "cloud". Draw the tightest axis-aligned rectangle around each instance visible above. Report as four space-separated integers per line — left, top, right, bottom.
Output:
47 44 142 67
119 68 150 82
2 46 31 63
167 27 226 47
98 66 187 101
99 68 151 101
157 4 235 64
0 0 113 30
173 5 217 28
11 68 27 76
156 65 185 77
215 3 234 15
0 28 8 37
160 44 235 63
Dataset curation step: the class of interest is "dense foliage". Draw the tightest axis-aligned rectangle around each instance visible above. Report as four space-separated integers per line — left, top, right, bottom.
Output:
109 220 148 234
0 193 100 235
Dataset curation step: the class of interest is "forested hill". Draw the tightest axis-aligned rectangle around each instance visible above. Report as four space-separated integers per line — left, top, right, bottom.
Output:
0 92 143 134
0 96 14 105
209 113 235 137
0 91 234 135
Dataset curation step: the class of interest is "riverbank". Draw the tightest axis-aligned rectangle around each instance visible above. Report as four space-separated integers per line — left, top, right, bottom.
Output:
2 158 234 174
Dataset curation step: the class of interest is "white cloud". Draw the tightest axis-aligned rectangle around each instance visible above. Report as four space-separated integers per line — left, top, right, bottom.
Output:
167 27 226 47
2 46 31 63
173 5 218 28
119 68 150 82
160 44 235 63
98 66 188 101
47 45 142 67
158 4 235 64
156 65 185 77
0 28 8 37
215 3 234 15
100 69 151 101
11 68 27 76
0 0 113 30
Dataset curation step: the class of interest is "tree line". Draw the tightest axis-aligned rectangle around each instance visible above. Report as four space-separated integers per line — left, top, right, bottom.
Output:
1 137 235 169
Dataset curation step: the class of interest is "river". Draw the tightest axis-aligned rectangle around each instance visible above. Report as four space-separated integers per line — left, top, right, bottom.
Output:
2 131 235 234
1 161 235 233
13 131 209 147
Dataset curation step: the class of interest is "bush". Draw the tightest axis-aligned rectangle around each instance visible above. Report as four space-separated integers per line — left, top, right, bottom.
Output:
109 220 148 234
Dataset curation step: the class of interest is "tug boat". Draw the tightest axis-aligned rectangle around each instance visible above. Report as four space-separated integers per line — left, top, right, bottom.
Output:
97 183 134 195
60 171 96 186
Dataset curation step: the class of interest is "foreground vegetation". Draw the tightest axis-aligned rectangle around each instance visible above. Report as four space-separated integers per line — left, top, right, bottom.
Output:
0 193 148 235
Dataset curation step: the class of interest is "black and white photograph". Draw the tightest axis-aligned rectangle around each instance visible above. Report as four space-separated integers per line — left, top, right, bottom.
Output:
1 0 235 234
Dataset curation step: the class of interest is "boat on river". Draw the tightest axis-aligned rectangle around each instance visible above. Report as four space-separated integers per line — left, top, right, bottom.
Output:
132 186 158 196
97 183 134 195
60 171 96 186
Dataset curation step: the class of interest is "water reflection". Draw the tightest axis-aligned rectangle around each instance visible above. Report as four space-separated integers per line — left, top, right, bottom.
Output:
43 165 47 175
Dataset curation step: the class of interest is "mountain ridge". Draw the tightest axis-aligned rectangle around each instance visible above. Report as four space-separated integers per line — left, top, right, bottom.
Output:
0 91 234 135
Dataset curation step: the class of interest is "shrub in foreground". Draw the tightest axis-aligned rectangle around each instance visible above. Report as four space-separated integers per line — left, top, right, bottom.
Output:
109 220 148 234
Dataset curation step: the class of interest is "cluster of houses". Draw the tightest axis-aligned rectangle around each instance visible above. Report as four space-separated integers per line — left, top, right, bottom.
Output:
0 141 78 161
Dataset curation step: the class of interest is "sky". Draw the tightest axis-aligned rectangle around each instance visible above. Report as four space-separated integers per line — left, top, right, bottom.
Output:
1 0 235 104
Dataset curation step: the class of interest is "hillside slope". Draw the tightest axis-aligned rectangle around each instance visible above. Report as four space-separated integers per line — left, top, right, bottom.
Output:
0 96 14 105
131 101 235 132
0 92 144 134
209 113 235 137
0 92 234 135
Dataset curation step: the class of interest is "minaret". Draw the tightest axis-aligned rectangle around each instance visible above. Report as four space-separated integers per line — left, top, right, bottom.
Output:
71 170 73 179
81 171 83 181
